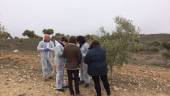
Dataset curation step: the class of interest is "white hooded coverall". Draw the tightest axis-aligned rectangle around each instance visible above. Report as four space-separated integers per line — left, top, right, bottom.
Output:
37 40 54 79
54 41 65 89
80 42 91 84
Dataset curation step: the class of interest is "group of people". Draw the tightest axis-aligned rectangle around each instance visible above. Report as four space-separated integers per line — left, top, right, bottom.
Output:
37 34 111 96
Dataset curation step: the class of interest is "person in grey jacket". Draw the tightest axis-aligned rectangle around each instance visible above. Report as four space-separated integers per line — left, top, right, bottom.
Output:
54 37 68 92
37 34 54 81
77 36 90 87
84 40 111 96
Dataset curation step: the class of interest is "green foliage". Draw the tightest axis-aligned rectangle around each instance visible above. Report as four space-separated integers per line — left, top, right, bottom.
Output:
149 47 159 52
149 41 161 47
0 24 12 40
42 28 54 35
162 52 170 59
18 38 24 43
99 16 140 77
146 41 161 52
101 38 129 65
22 30 40 38
85 34 99 41
0 32 12 40
14 36 19 39
162 42 170 51
53 33 65 39
131 44 144 52
115 16 139 33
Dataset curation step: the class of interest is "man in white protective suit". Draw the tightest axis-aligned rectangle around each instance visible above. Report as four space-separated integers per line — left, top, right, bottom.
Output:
37 34 54 81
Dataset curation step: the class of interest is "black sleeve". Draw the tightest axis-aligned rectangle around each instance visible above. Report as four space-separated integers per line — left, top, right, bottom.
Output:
84 51 91 65
78 49 82 65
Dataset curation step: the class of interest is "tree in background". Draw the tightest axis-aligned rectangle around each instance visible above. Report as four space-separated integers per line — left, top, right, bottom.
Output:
85 34 98 41
0 24 12 40
54 33 64 39
22 30 40 38
42 28 54 35
51 32 68 41
99 16 140 79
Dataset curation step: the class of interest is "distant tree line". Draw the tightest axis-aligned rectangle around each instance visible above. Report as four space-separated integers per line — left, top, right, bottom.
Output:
22 28 67 39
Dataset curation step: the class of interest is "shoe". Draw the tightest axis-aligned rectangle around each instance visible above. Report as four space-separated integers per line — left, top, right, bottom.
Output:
49 76 53 79
63 85 69 89
43 78 49 81
84 83 90 88
79 81 85 85
70 94 74 96
76 94 83 96
56 89 65 92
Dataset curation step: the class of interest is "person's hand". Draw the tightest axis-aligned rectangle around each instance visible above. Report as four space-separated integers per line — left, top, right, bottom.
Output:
44 48 50 52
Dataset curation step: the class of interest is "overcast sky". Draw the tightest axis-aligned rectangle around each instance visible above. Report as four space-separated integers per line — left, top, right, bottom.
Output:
0 0 170 37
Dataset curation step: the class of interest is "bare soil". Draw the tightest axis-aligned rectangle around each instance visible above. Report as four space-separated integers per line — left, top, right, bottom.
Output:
1 51 170 96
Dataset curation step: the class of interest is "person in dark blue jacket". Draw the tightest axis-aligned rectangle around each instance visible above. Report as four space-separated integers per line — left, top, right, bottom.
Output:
84 40 111 96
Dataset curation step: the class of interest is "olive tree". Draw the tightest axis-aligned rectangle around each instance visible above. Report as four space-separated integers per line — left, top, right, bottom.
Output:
42 28 54 35
99 16 140 78
0 24 12 40
22 30 40 38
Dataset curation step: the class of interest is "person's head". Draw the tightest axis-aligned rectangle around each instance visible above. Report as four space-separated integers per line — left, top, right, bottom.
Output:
44 34 51 42
69 36 77 44
61 36 68 45
89 40 100 49
76 36 86 45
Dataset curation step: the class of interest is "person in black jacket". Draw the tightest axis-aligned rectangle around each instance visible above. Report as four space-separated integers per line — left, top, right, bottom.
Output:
84 40 111 96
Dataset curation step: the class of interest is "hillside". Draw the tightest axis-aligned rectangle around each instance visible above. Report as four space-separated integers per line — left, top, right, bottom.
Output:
140 34 170 43
0 34 170 51
1 34 170 96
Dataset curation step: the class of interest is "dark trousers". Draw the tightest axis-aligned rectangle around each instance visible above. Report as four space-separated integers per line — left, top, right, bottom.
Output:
67 69 80 95
92 75 111 96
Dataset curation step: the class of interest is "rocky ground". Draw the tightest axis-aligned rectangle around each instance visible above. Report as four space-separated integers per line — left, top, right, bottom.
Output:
0 51 170 96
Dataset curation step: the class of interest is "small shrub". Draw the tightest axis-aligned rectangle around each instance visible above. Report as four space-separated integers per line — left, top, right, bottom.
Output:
162 52 170 59
18 38 24 43
130 44 144 52
162 42 170 51
149 47 159 52
14 37 19 39
150 41 161 47
162 52 170 65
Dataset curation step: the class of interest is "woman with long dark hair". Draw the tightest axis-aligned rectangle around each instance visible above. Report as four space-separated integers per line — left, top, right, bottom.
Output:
84 40 111 96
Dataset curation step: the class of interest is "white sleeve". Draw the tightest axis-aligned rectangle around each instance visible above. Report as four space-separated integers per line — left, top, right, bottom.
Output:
48 41 55 51
56 45 63 56
81 43 89 57
54 41 64 56
37 41 45 51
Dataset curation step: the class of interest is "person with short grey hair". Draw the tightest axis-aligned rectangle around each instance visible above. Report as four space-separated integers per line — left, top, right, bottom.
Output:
37 34 54 81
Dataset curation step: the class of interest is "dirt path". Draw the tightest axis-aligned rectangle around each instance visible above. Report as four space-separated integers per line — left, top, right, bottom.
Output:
0 51 170 96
